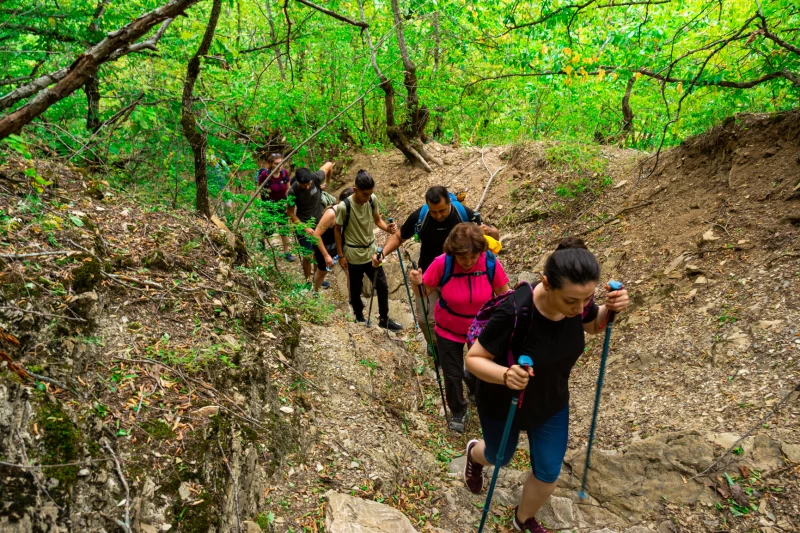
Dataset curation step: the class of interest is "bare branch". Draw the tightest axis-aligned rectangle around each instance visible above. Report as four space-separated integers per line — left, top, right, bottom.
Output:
0 18 174 114
0 0 196 140
498 0 596 37
597 0 670 6
0 75 35 87
295 0 367 29
2 24 81 42
637 67 800 88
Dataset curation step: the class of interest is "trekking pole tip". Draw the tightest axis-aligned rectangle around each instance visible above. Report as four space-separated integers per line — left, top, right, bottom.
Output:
577 490 589 500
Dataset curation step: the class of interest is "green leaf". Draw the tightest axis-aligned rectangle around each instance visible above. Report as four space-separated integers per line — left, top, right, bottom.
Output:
69 216 84 227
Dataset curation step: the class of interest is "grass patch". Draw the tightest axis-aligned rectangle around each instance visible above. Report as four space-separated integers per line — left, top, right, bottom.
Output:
141 419 176 440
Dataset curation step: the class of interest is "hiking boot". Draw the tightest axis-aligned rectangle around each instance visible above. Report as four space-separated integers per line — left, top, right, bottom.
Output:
354 314 366 323
512 507 550 532
321 280 330 289
449 412 466 433
378 318 402 331
463 439 484 494
285 253 296 262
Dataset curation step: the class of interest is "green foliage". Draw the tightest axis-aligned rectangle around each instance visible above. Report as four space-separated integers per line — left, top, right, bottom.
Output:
0 0 795 201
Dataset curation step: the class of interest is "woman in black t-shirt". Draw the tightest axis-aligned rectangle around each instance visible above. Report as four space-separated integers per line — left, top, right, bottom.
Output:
462 237 629 533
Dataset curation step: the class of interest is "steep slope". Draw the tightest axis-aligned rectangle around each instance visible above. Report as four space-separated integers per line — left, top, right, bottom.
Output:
0 110 798 533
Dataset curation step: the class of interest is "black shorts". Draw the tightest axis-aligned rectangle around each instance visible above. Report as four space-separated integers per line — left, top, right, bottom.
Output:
295 232 316 254
313 242 338 270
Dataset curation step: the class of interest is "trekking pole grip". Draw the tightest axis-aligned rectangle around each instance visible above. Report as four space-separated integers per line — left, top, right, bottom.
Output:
606 280 623 324
516 355 533 406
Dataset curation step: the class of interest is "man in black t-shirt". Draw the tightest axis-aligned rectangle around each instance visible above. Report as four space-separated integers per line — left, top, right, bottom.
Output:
287 162 333 285
377 186 499 351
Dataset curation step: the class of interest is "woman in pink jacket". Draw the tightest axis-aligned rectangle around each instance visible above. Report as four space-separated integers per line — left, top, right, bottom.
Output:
410 222 509 432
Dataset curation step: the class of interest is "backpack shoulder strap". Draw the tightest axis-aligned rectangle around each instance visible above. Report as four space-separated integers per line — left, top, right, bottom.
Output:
452 200 469 222
509 282 536 358
439 254 455 287
415 204 429 236
342 197 352 236
485 251 497 285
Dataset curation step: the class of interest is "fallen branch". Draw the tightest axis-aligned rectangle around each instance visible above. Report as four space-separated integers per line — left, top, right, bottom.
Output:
0 458 106 469
692 382 800 480
0 305 87 322
763 251 800 267
104 273 165 290
0 250 80 259
475 146 506 212
103 439 132 533
26 371 71 392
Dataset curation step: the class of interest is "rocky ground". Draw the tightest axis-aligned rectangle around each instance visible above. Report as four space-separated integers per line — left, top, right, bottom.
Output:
0 111 798 532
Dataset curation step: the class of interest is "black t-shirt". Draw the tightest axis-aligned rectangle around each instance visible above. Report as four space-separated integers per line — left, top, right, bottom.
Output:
287 170 325 223
476 283 599 429
399 204 475 271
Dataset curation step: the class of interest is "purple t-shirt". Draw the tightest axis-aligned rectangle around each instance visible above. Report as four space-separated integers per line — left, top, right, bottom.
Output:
257 168 290 201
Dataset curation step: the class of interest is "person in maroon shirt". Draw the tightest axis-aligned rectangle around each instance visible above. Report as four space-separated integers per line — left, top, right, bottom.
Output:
256 153 295 262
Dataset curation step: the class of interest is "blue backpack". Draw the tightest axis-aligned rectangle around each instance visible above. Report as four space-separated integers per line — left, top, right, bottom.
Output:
440 251 497 287
415 192 469 237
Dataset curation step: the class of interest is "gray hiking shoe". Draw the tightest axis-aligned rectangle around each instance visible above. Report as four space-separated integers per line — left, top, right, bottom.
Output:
449 412 466 433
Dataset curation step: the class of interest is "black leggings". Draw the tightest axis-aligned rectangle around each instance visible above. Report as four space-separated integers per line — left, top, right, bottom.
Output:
348 261 389 320
435 333 477 418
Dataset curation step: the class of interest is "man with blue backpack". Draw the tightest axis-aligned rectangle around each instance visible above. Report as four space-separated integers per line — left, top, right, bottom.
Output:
377 186 499 354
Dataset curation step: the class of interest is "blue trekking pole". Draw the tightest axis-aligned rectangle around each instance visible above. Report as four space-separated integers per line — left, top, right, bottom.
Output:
478 354 533 533
388 218 418 331
578 280 624 499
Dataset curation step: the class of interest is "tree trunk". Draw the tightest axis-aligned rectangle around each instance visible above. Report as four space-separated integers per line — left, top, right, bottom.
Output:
180 0 222 219
621 76 636 141
264 0 286 80
357 0 435 172
83 74 101 133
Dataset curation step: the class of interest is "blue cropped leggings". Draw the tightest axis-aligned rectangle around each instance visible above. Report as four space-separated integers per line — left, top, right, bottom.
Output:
479 404 569 484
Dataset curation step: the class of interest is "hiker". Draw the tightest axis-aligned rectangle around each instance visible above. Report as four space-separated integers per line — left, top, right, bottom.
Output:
256 152 295 262
287 161 334 287
410 223 509 432
462 237 629 533
310 187 354 293
379 186 499 353
334 170 402 331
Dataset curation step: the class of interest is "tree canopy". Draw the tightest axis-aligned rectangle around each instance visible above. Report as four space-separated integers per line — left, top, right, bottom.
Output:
1 0 797 209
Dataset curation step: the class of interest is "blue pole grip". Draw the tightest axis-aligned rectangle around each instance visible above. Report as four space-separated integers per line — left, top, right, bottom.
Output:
606 280 623 324
518 355 533 367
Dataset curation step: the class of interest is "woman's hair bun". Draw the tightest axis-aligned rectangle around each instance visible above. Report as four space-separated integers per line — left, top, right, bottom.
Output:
556 236 588 251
